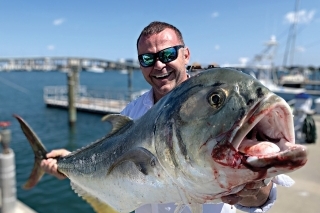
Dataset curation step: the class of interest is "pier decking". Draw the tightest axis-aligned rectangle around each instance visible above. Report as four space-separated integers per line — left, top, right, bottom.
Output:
43 86 147 114
45 96 128 114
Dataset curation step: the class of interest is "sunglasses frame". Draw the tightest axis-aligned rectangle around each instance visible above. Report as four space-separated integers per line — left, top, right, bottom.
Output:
138 45 185 67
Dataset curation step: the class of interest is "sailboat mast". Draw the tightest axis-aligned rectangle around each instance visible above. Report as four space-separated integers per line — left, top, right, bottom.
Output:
282 0 300 67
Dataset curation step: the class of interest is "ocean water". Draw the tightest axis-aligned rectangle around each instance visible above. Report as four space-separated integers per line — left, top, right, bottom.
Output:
0 70 319 213
0 70 149 213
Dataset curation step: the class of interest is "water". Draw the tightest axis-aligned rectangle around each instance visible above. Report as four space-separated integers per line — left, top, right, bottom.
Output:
1 70 319 213
0 70 149 213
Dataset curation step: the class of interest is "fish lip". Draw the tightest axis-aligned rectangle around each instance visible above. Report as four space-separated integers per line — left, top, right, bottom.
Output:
229 93 295 153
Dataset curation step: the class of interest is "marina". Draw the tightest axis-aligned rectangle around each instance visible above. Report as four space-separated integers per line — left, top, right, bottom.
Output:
0 57 140 72
1 68 320 213
0 70 150 213
43 86 130 114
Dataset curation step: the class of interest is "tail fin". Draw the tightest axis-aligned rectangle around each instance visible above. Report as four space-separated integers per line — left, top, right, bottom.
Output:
14 115 48 189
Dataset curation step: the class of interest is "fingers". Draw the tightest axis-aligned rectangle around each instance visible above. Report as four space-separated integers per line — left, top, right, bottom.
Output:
237 187 261 197
221 180 273 206
221 194 242 205
40 158 65 179
243 180 265 189
243 178 271 189
41 158 57 174
46 149 71 158
236 180 273 207
237 179 272 197
41 149 70 180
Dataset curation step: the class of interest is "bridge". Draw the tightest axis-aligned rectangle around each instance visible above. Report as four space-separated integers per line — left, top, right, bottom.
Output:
0 57 140 72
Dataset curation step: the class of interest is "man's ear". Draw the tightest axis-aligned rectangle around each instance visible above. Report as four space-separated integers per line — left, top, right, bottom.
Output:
183 46 191 63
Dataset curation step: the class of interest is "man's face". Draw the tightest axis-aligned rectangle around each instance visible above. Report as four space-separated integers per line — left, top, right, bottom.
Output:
137 28 190 103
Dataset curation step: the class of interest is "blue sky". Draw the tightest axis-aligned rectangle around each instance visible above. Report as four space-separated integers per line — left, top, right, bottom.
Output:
1 0 319 67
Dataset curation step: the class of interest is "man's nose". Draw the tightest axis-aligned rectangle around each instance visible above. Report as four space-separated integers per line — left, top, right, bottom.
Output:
153 58 166 69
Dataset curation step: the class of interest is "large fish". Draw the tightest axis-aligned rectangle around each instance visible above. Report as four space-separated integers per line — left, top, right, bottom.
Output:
15 68 307 213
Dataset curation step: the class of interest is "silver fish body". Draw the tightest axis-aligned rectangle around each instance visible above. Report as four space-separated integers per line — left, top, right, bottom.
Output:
15 68 307 213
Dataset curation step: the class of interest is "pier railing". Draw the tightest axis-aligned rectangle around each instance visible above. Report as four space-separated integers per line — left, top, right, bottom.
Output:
43 86 148 114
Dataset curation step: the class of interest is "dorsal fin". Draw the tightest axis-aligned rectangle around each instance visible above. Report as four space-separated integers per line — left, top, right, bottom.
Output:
101 114 133 136
63 114 133 157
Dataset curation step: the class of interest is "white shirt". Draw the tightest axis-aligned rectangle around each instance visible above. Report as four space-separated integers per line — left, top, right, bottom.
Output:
120 89 291 213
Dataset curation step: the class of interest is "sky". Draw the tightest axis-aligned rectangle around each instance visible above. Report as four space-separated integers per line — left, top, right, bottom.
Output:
1 0 319 67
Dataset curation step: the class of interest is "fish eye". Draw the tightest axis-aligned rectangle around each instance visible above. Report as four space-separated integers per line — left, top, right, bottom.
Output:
207 90 225 108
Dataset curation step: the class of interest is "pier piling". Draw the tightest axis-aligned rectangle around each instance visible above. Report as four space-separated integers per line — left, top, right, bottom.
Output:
67 61 80 127
127 68 133 101
0 128 16 213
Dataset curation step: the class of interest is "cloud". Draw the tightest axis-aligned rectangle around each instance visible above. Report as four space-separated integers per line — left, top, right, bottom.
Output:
284 9 316 24
214 45 220 50
296 46 305 52
239 57 249 65
211 12 219 18
47 45 55 51
53 18 65 26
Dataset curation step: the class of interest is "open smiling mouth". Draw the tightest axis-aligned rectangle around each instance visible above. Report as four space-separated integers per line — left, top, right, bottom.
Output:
154 71 173 79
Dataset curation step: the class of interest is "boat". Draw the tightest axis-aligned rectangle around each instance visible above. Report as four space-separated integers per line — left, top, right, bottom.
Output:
279 69 306 88
228 35 306 101
240 67 305 101
120 69 128 74
85 65 105 73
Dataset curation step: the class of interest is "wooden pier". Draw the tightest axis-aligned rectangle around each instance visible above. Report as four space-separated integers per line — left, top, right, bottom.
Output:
45 96 128 114
43 86 147 114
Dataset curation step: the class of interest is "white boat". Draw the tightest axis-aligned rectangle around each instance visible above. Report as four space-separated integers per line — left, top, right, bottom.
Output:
120 69 128 74
280 72 305 84
245 67 305 101
246 34 305 100
261 79 305 100
86 66 105 73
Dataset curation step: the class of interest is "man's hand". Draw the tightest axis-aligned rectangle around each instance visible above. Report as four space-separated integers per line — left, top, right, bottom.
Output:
40 149 71 180
221 180 273 207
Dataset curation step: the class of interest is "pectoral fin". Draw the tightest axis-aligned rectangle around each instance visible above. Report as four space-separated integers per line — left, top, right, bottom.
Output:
71 182 119 213
108 147 157 175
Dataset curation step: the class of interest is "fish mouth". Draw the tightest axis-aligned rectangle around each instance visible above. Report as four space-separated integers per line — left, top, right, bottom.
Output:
228 93 307 170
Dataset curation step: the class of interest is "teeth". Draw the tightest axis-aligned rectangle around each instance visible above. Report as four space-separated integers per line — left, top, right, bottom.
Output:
155 72 171 78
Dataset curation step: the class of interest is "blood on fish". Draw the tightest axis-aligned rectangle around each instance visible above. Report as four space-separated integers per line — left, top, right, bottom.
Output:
211 143 242 168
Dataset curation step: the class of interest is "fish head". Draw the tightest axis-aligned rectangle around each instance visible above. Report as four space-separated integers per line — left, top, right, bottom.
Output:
154 67 307 202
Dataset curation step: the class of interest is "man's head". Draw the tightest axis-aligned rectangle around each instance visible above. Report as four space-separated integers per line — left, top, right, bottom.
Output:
137 21 190 103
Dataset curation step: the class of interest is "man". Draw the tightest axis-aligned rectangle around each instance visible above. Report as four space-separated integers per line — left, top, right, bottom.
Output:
41 21 289 213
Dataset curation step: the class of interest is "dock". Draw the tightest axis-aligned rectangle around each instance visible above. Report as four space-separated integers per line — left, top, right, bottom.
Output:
43 86 142 114
45 96 128 114
237 115 320 213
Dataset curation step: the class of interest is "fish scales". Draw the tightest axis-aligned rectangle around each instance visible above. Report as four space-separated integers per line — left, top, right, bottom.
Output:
15 68 307 213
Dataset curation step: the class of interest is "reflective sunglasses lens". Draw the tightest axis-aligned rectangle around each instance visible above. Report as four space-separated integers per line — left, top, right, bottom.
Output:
160 47 178 63
139 54 155 67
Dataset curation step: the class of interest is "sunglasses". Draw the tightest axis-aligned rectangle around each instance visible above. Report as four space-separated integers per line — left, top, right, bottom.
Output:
138 45 185 67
